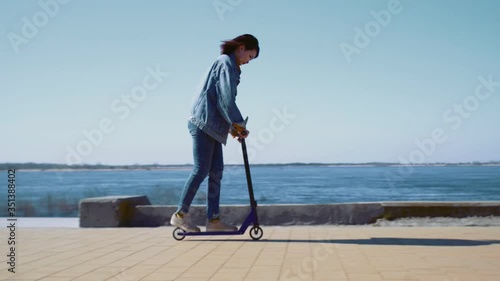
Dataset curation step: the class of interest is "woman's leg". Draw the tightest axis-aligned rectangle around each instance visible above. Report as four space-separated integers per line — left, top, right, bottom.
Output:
177 122 216 214
207 140 223 220
205 141 237 231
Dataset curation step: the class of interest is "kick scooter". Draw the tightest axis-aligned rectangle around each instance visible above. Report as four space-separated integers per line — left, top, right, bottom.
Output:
172 137 263 241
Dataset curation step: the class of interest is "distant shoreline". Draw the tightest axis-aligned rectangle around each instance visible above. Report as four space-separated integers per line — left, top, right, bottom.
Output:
2 162 500 172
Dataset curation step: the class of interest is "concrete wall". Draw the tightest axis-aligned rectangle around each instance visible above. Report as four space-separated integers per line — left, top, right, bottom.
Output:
79 195 151 227
131 203 384 227
79 196 500 227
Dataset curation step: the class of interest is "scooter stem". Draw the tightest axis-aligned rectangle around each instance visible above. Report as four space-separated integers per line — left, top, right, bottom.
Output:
241 139 257 210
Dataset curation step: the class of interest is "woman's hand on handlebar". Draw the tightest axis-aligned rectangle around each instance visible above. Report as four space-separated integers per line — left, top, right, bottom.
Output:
237 130 249 142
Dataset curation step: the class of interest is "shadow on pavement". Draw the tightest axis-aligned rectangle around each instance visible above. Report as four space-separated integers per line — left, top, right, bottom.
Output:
186 237 500 246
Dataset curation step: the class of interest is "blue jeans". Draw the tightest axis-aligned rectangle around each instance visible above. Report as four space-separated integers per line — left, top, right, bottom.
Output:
177 121 224 220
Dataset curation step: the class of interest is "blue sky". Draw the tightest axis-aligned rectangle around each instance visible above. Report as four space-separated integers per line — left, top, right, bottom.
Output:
1 0 499 165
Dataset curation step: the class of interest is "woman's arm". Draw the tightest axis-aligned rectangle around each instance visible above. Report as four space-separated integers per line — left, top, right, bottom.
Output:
216 64 245 126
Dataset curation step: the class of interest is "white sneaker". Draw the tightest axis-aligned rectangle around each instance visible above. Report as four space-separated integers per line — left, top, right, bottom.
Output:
170 212 200 232
206 218 238 232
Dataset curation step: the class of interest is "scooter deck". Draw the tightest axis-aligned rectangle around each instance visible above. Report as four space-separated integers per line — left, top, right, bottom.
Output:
183 207 257 236
182 230 243 236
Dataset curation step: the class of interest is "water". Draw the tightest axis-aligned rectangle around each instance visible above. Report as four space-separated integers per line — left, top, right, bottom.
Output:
2 165 499 217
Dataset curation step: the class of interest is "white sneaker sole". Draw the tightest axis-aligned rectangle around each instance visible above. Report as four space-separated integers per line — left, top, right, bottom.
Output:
171 219 200 233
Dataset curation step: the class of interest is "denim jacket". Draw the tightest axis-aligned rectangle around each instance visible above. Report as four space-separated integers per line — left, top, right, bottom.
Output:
189 53 246 145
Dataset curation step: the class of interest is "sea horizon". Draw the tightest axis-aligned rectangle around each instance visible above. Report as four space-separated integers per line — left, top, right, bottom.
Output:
2 161 500 171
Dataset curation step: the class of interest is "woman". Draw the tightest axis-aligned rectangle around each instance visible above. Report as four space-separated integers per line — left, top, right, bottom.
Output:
171 34 260 232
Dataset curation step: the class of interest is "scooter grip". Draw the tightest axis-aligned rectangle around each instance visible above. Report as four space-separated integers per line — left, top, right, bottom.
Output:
231 123 247 138
233 123 246 132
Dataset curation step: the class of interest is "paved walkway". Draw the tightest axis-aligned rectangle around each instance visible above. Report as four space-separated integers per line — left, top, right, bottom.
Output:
0 226 499 281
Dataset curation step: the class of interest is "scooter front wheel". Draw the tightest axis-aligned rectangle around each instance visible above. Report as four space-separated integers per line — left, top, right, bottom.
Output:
172 227 186 241
249 226 263 240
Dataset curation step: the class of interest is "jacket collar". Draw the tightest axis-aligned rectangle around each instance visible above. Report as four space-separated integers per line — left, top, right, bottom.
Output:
229 53 241 74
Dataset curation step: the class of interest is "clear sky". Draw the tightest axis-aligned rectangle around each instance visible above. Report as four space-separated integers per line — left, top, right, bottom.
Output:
1 0 499 165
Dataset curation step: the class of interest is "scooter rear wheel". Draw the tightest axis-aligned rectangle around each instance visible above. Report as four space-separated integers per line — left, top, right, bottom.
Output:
249 226 263 240
173 227 186 241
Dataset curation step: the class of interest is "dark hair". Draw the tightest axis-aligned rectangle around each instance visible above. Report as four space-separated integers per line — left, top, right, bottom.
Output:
220 34 260 58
